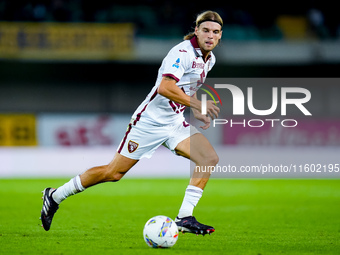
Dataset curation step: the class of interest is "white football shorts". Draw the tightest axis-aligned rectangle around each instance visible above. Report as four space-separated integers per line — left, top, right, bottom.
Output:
117 119 200 160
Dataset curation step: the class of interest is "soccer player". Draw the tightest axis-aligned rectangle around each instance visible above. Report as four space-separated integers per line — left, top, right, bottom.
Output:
41 10 223 235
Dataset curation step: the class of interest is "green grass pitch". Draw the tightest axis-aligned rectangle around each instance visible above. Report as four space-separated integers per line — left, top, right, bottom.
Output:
0 178 339 254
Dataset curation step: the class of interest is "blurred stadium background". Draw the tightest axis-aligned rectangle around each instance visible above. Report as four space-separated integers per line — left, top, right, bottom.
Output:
0 1 339 178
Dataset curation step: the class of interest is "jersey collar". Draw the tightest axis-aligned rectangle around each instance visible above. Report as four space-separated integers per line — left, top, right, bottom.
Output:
190 36 211 62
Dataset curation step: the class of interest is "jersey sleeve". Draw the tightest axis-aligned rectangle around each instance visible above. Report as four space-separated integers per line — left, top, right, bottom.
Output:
161 47 190 82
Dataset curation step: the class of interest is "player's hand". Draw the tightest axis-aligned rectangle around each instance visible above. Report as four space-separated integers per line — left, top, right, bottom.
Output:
199 115 211 130
192 108 212 130
206 100 220 120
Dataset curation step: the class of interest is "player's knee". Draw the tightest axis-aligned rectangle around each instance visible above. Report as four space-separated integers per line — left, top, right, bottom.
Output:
110 173 124 182
105 174 123 182
106 172 124 182
103 165 124 182
212 153 219 166
201 152 219 167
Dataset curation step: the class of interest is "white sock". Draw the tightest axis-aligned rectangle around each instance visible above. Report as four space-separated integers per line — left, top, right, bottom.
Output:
52 175 85 204
177 185 203 218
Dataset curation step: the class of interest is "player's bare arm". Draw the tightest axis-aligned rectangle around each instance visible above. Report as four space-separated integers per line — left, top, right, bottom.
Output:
157 76 220 120
157 76 192 107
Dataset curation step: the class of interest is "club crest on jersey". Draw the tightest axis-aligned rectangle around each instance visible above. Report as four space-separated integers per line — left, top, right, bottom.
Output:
172 58 180 68
128 140 139 153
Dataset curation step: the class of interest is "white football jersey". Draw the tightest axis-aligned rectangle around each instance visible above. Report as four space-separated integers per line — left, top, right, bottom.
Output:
131 36 216 126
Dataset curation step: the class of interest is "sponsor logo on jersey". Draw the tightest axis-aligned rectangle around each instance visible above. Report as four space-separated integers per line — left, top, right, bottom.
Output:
179 49 187 52
192 61 205 69
172 58 180 68
128 140 139 153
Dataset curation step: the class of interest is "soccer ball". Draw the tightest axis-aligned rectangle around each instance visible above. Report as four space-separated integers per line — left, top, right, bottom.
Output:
143 215 179 248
